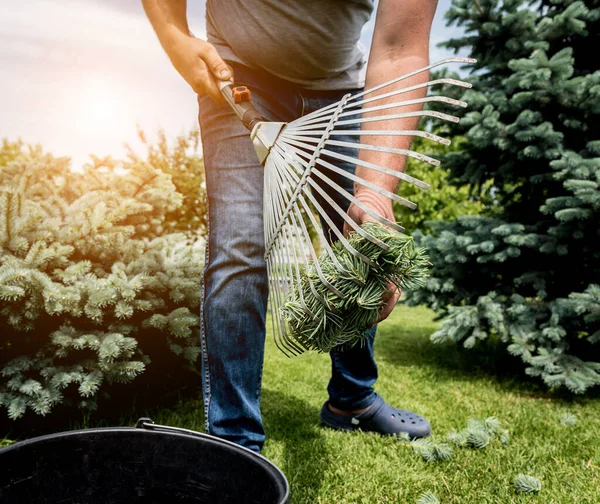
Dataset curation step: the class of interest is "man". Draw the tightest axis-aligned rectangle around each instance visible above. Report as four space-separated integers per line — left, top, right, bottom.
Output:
142 0 436 453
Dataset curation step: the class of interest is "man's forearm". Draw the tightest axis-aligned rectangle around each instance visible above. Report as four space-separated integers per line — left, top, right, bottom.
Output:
142 0 190 52
355 0 437 201
357 57 429 197
142 0 231 102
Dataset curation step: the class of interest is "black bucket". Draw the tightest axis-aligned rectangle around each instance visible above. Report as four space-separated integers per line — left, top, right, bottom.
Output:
0 418 289 504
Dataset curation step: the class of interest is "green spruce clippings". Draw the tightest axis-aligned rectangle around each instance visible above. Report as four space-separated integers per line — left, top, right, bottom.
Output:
416 491 440 504
282 223 429 353
559 413 577 427
513 474 542 494
411 438 453 462
447 417 505 450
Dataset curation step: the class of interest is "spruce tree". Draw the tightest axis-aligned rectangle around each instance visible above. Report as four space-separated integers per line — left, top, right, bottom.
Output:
125 128 208 237
395 134 492 234
406 0 600 392
0 141 203 419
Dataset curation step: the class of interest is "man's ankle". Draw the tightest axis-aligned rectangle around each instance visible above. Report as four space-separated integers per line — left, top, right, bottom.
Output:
327 402 374 416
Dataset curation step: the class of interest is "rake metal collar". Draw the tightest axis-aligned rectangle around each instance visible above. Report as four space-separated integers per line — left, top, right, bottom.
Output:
251 121 286 165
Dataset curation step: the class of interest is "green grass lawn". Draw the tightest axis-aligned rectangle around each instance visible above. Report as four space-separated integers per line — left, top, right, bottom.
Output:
143 305 600 504
3 305 598 503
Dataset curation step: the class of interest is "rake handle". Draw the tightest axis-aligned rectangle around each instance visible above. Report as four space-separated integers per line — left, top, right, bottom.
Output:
218 81 265 131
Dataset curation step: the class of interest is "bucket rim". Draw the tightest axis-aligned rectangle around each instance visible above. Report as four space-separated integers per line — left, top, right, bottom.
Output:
0 424 290 504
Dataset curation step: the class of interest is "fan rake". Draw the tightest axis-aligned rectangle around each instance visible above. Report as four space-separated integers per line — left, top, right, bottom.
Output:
218 57 475 356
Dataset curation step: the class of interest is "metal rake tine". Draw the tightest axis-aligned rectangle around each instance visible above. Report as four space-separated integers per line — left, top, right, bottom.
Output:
275 145 404 233
316 157 417 209
286 206 342 319
349 56 476 101
265 152 308 289
267 221 292 303
294 58 475 126
267 299 281 355
269 145 355 272
275 163 330 265
290 110 460 132
345 77 473 109
278 202 340 351
316 138 441 167
270 144 377 267
269 145 376 294
265 257 289 356
342 95 467 118
265 221 307 356
263 158 280 252
290 78 472 130
266 261 287 355
266 147 348 297
276 139 406 235
279 147 390 252
310 169 404 232
293 95 467 129
321 147 431 189
268 143 351 267
275 179 327 319
350 78 472 110
275 136 410 230
282 220 313 314
274 145 368 265
279 135 431 190
284 209 325 314
267 257 301 356
279 223 300 302
285 142 418 210
264 163 294 297
278 223 318 353
282 128 451 146
275 139 408 253
265 157 310 353
290 164 392 252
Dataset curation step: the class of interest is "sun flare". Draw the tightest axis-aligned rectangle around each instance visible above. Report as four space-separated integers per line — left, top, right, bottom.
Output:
73 76 132 151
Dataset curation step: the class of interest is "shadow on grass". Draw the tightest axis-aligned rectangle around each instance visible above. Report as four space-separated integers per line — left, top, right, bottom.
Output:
261 389 330 500
375 317 600 402
0 365 203 441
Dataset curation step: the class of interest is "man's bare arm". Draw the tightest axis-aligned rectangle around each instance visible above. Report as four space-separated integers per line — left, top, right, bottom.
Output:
346 0 438 323
141 0 231 102
348 0 438 224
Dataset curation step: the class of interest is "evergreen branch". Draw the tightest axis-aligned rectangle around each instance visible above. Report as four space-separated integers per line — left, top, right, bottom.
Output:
1 138 203 420
513 474 542 494
411 439 453 462
559 413 577 427
447 417 508 450
416 491 440 504
282 223 430 352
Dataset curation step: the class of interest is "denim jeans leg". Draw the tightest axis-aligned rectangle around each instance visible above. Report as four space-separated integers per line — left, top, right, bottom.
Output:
328 326 378 411
199 69 381 453
198 63 302 453
301 92 379 412
199 94 268 453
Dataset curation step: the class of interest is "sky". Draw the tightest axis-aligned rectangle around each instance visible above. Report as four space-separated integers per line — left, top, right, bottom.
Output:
0 0 464 170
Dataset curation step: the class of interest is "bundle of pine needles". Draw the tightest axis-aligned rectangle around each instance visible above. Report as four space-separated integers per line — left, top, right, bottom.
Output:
281 223 430 352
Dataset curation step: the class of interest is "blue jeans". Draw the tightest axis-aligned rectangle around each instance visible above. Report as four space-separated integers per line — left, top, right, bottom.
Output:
198 62 378 453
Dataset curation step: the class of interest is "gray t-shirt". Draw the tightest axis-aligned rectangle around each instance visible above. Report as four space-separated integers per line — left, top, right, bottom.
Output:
206 0 375 90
